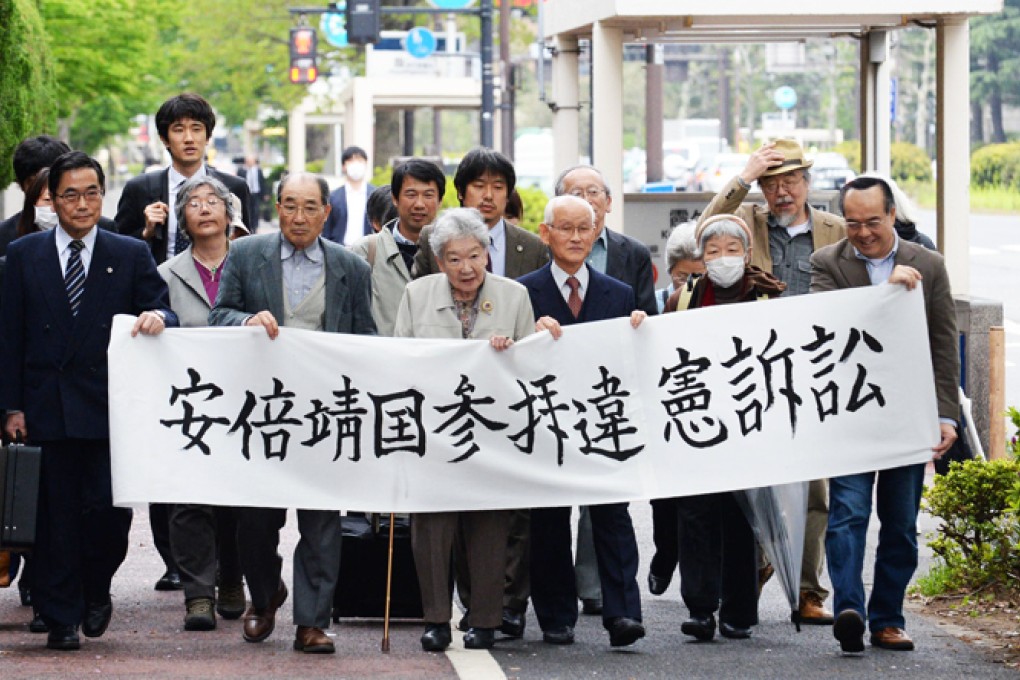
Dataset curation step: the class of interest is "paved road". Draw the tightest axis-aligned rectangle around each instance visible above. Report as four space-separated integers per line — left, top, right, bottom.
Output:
1 472 1015 679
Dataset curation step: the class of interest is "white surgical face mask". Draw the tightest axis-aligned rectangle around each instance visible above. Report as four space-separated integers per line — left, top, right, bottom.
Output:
345 161 367 182
35 206 59 231
706 256 746 288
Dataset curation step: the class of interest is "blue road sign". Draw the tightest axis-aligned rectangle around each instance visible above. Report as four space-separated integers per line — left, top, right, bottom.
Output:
321 6 347 48
428 0 477 8
406 27 437 59
774 86 797 110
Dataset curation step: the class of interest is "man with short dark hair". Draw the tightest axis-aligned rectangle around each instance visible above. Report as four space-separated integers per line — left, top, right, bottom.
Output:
210 171 376 654
0 135 73 255
115 93 252 265
811 175 959 654
323 145 375 245
1 151 177 651
413 147 548 279
699 138 846 623
350 159 445 336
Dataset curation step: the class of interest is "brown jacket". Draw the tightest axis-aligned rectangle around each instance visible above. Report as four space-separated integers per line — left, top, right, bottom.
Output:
699 176 847 273
809 238 960 421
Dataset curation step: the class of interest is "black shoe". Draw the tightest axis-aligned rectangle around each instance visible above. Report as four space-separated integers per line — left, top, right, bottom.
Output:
542 626 575 645
647 570 672 596
580 599 602 615
719 621 752 639
681 614 716 642
420 623 452 652
833 609 866 654
29 611 49 633
46 624 80 651
463 627 495 650
457 610 470 632
607 617 646 647
81 600 113 638
154 570 183 591
500 607 525 638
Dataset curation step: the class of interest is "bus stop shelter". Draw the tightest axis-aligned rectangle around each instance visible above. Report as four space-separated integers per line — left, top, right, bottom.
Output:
542 0 1004 296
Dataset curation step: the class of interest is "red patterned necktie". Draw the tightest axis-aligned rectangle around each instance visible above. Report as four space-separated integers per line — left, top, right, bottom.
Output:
566 276 582 319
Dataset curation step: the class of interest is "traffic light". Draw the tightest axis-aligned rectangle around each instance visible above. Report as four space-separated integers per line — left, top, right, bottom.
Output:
346 0 380 45
289 27 318 84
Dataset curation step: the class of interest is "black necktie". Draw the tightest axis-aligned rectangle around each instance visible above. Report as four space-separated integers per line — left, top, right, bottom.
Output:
65 240 86 316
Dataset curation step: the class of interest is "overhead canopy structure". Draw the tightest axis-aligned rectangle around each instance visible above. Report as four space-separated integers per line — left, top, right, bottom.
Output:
543 0 1004 294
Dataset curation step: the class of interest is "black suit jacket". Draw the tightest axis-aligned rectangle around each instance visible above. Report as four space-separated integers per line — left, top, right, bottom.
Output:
114 166 252 263
323 184 375 245
518 262 637 326
237 165 269 200
0 228 177 440
603 228 657 317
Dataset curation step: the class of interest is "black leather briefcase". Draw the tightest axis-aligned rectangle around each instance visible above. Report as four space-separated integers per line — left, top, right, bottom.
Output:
332 513 423 621
0 440 42 550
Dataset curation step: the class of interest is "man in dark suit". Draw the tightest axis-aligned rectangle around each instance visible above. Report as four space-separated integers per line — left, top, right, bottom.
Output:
322 145 375 245
413 147 548 280
554 164 657 614
114 93 252 265
0 151 178 651
209 171 376 653
0 135 73 255
517 195 646 648
237 155 269 232
810 176 959 655
113 93 251 591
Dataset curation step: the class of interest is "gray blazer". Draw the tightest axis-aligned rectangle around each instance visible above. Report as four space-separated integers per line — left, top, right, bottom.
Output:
350 225 411 337
810 238 959 421
209 232 377 336
158 248 215 328
411 219 548 280
393 273 534 342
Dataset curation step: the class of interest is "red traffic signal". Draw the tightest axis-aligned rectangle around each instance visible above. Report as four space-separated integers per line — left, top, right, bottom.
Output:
289 27 318 84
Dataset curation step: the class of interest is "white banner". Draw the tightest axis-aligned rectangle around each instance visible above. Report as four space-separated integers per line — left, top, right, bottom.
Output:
109 284 939 512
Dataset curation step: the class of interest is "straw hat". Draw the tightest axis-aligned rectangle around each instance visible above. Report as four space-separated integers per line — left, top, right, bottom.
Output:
760 138 814 178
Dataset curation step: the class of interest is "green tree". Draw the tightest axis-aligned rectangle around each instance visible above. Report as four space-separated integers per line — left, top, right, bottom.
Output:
0 0 57 187
970 0 1020 143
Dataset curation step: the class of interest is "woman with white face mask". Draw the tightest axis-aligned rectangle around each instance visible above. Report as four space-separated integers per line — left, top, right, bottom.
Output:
16 168 58 236
673 214 786 644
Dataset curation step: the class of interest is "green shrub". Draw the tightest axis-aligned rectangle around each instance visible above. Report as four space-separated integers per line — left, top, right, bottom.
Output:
891 141 932 183
971 143 1020 191
922 458 1020 591
1008 407 1020 459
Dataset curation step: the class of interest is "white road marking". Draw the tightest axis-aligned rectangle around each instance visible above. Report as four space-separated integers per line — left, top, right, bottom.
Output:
999 244 1020 253
445 614 507 680
970 246 999 256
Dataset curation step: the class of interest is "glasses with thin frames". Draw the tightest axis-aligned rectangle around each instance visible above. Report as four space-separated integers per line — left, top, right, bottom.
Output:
759 175 804 195
567 187 606 200
186 197 223 210
57 188 103 203
279 203 324 217
548 223 595 237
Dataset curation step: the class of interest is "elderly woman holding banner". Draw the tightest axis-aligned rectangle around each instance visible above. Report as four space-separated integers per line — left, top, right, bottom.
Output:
675 214 786 643
394 207 534 653
156 175 246 631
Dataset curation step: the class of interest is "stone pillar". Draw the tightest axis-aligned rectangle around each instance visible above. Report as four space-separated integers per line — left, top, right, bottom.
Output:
955 297 1004 454
591 21 624 231
287 105 306 174
937 17 971 295
859 30 891 175
551 33 580 180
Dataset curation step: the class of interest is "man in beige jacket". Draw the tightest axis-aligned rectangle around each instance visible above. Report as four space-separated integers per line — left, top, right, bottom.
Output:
699 138 846 625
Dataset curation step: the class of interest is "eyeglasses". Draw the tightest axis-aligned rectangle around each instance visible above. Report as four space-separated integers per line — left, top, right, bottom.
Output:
548 223 595 237
845 217 887 230
56 188 103 203
759 175 804 194
186 197 223 210
279 203 324 217
567 187 607 200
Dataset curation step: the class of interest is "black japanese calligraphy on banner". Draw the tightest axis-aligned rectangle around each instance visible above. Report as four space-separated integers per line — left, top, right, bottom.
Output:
110 284 939 512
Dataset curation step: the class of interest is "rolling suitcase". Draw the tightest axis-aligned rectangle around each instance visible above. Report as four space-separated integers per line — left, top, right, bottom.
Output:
0 439 42 550
332 513 423 621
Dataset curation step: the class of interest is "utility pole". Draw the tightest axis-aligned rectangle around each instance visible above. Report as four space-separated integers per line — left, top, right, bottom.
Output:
645 44 664 184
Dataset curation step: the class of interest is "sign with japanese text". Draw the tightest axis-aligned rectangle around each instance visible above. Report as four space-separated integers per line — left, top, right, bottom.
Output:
109 284 939 512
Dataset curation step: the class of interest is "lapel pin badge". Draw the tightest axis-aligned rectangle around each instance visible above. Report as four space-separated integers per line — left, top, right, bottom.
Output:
106 267 113 274
480 300 494 314
515 245 524 253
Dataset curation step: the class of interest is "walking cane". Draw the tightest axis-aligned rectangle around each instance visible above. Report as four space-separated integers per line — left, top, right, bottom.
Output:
381 512 396 652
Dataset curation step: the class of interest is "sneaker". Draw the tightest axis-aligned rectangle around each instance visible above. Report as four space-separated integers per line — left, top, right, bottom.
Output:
217 583 246 620
185 597 216 631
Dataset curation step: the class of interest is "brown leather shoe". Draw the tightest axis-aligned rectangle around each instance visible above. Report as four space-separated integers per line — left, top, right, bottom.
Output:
797 591 834 625
870 627 914 650
242 582 288 643
293 625 335 654
757 564 774 595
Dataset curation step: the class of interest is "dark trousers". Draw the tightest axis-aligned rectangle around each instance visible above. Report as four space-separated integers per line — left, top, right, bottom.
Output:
676 492 758 628
34 439 132 627
530 503 642 631
169 504 243 601
454 507 531 613
649 497 680 581
149 502 178 574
